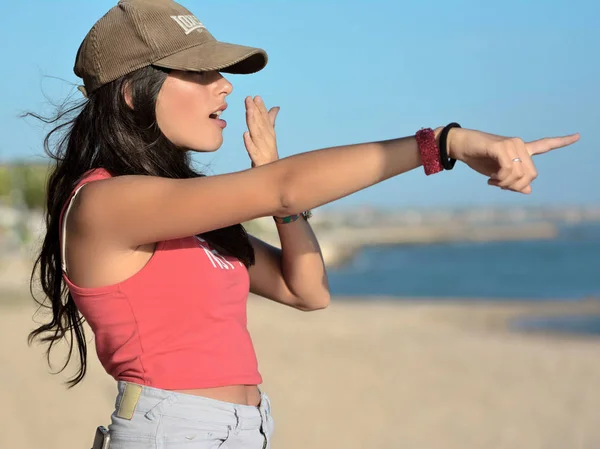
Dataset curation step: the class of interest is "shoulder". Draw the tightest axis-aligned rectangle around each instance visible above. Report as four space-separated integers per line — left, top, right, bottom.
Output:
77 167 113 186
60 168 114 233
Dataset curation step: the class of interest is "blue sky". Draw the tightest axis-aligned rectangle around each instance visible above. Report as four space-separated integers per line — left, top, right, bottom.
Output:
1 0 598 208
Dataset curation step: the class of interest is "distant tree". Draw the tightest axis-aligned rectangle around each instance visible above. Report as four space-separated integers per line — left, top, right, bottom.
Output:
18 164 49 210
0 167 11 199
0 163 49 210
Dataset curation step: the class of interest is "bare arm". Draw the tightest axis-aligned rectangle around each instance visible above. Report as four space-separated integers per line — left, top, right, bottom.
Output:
243 98 330 312
277 132 436 214
248 220 329 311
75 129 439 248
272 217 329 310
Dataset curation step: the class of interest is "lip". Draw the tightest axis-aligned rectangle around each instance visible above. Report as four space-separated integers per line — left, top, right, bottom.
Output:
211 103 228 115
213 118 227 129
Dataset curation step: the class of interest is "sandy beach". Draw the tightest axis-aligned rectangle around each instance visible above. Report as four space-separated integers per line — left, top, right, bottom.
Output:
1 290 599 449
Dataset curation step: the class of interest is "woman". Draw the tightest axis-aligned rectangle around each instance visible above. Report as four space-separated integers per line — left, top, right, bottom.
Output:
27 0 578 448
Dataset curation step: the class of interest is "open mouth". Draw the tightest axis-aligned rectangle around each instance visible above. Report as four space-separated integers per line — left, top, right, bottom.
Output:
209 110 222 120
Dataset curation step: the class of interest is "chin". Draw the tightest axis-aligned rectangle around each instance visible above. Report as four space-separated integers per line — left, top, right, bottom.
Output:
188 138 223 153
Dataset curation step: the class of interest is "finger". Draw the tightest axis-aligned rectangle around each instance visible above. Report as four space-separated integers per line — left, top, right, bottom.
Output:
510 144 538 193
494 141 524 189
268 107 280 128
246 97 267 141
488 179 506 189
244 96 252 125
255 97 276 134
496 139 537 193
245 97 259 137
250 96 273 137
488 178 532 194
489 144 513 183
253 96 270 121
245 95 256 124
243 130 258 154
526 133 580 156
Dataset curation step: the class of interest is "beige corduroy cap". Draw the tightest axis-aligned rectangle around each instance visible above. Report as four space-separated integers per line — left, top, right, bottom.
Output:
74 0 268 96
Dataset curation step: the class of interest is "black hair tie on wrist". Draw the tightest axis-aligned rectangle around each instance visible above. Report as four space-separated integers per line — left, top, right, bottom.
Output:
439 122 461 170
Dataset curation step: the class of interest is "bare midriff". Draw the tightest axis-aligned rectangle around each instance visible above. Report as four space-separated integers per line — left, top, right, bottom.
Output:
173 385 262 406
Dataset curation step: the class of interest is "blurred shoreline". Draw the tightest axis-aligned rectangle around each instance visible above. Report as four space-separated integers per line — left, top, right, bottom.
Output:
2 181 600 268
244 205 600 267
262 221 561 267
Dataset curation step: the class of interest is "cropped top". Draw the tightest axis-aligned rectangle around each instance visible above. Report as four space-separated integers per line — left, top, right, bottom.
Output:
59 168 262 389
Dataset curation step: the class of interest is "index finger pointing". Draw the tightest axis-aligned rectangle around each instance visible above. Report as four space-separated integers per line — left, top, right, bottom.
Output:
526 133 580 156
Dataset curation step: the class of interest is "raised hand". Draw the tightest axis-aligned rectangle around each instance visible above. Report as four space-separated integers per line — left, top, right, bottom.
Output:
447 128 580 194
243 96 280 168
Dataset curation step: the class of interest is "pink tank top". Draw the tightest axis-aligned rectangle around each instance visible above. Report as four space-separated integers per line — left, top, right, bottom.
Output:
59 168 262 389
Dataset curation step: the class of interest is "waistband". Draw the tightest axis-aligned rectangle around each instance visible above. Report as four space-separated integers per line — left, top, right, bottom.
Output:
115 381 271 431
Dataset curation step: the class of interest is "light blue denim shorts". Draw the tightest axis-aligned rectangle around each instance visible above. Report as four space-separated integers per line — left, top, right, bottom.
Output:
107 381 274 449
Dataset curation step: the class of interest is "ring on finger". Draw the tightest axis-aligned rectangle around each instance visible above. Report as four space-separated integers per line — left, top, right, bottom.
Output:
512 157 522 163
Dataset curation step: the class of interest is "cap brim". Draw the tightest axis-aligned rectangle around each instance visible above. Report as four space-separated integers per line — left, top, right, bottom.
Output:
152 40 267 75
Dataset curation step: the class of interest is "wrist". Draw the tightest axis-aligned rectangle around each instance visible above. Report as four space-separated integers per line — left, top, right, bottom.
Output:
416 127 445 175
273 210 312 224
445 127 465 160
434 126 444 149
416 124 461 175
252 158 278 168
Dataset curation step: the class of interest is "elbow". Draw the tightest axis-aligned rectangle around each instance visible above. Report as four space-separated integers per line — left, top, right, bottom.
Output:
276 172 301 217
276 191 296 218
296 293 331 312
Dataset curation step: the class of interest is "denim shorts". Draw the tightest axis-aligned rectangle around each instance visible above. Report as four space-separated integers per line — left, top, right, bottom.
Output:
107 381 274 449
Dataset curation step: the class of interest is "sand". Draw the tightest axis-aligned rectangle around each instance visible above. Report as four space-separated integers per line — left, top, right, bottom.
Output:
1 293 600 449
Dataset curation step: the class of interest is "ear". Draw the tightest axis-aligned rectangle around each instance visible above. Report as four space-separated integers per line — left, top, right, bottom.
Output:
122 81 134 109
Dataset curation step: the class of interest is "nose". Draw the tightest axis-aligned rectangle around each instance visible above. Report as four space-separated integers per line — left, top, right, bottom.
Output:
216 72 233 96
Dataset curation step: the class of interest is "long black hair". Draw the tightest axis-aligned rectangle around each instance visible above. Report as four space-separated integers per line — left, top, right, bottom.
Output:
26 65 255 387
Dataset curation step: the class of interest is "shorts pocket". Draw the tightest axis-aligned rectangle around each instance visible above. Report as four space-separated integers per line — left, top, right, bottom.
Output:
108 410 160 447
108 432 157 449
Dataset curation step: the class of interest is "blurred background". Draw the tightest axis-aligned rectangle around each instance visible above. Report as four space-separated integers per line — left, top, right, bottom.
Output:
1 0 599 448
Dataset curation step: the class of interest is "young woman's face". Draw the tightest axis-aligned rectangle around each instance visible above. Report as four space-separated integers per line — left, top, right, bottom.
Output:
155 70 233 152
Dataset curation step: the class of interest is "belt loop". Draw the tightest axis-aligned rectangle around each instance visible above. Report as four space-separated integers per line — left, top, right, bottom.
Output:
116 383 143 420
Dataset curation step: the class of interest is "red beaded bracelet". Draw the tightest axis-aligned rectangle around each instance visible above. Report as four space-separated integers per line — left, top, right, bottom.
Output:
415 127 444 175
